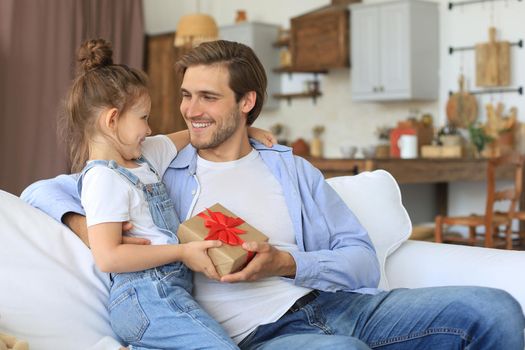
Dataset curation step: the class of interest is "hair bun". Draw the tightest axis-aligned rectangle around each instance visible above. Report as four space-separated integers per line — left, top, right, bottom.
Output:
77 38 113 73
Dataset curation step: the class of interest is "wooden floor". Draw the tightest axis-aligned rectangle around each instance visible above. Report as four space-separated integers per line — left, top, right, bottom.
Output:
409 221 524 250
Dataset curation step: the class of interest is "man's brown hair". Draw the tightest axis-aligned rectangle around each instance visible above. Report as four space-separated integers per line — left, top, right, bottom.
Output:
176 40 267 125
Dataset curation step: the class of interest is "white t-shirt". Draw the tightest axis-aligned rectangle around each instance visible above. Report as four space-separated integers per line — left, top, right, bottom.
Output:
192 149 311 343
80 135 177 245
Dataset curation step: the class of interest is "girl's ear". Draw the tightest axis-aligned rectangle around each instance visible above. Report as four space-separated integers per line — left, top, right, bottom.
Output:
100 108 119 131
240 91 256 115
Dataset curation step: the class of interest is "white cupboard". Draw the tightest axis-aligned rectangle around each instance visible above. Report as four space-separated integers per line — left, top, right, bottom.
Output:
220 22 281 110
350 0 438 101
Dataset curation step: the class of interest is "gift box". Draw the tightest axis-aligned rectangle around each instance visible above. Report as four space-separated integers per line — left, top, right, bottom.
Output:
177 203 268 276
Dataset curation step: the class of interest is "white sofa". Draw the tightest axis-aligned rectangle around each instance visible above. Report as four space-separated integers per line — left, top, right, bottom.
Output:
1 170 524 349
326 171 525 309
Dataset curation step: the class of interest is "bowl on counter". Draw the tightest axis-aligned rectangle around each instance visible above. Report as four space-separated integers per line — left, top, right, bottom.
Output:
340 145 357 158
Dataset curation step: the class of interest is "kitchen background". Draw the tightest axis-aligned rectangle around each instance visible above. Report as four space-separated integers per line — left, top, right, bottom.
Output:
144 0 525 226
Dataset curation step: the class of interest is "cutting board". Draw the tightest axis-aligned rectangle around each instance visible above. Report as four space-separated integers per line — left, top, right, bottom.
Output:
475 27 510 87
446 74 478 128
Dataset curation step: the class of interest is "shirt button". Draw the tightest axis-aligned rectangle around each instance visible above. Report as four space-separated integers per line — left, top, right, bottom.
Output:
191 190 196 195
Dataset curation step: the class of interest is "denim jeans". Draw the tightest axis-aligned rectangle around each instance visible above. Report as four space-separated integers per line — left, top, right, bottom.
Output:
110 263 238 350
239 286 525 350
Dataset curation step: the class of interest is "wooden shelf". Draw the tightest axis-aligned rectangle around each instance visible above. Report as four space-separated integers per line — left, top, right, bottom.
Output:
272 38 290 48
273 67 328 74
273 91 322 105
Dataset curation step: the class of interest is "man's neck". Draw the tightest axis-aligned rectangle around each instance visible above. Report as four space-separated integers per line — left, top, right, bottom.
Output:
197 132 252 162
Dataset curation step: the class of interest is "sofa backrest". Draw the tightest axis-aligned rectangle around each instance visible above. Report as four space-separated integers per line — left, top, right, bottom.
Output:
327 170 412 290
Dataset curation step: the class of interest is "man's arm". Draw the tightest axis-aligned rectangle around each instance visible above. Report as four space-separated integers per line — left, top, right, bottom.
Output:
21 174 85 222
285 159 380 291
21 175 149 247
63 212 89 245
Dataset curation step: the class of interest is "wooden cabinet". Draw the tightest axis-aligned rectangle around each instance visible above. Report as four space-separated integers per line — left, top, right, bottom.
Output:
220 22 281 109
290 5 349 70
145 33 186 135
350 0 438 101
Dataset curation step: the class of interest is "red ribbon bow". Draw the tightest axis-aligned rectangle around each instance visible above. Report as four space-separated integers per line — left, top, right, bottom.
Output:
198 208 247 245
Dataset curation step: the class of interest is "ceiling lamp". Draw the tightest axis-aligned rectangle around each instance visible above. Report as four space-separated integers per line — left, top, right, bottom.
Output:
174 13 218 48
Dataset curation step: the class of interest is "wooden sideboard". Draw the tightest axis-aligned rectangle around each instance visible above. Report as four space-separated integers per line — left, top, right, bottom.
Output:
309 157 515 183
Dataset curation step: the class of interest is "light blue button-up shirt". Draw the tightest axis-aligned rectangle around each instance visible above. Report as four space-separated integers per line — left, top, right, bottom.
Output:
21 140 380 293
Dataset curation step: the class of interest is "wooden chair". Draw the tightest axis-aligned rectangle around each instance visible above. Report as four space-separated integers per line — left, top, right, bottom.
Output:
495 209 525 248
435 153 525 250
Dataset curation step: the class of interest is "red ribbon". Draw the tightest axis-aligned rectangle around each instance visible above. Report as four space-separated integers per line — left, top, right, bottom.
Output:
198 208 254 263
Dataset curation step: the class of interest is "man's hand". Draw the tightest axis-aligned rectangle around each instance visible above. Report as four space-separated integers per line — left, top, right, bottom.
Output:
120 222 151 245
220 242 296 283
62 213 150 248
62 212 89 246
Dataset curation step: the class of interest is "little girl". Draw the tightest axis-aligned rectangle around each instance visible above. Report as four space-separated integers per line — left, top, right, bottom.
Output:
63 39 274 349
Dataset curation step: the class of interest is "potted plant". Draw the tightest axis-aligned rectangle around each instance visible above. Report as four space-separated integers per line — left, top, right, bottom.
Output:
468 123 493 158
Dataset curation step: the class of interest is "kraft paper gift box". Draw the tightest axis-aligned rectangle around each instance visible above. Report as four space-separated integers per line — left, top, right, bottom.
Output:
177 203 268 276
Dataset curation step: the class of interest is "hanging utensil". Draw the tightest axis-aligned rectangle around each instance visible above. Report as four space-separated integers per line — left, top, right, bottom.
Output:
446 74 478 128
475 27 510 87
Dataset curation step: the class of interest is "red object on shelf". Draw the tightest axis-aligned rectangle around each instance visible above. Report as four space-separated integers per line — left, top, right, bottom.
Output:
390 127 417 158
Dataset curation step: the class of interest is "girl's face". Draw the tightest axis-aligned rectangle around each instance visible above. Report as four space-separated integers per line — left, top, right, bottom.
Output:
116 95 152 160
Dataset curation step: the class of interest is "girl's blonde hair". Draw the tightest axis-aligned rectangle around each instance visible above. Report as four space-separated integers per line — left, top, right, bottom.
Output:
59 38 149 173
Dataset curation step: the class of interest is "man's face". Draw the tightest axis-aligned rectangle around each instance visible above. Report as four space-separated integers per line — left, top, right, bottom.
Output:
180 64 245 151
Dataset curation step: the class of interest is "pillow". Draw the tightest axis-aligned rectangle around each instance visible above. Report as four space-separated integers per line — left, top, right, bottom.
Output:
0 190 120 350
327 170 412 290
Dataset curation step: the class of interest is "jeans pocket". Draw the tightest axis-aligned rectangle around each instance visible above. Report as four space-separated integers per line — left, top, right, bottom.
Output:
154 199 179 234
109 286 150 343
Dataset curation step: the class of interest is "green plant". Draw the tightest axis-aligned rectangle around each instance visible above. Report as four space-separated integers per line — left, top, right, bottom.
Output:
468 123 493 153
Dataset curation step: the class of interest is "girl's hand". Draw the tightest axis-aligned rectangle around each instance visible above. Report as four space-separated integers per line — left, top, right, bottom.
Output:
181 240 223 280
248 127 276 147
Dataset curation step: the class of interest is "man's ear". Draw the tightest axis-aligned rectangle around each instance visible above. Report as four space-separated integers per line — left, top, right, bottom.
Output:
100 108 119 131
240 91 256 115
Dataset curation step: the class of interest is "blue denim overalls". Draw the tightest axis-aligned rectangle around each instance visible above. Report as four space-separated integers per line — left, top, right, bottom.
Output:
78 158 238 350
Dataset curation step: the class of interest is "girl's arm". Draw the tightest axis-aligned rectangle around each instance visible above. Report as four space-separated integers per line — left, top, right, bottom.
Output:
166 130 190 150
165 127 276 150
88 222 222 280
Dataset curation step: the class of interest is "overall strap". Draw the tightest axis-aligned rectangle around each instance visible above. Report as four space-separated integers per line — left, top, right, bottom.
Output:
137 156 161 180
77 160 143 197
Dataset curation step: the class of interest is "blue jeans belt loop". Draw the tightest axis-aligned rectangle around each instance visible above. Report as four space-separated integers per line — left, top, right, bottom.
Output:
285 290 320 315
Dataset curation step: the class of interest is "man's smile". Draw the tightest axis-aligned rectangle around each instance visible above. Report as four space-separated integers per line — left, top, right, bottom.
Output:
191 121 213 129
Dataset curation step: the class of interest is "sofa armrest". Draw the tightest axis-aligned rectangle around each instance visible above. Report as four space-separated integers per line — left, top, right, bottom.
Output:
386 240 525 312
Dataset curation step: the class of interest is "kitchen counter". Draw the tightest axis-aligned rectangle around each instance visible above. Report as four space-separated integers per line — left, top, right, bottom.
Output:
308 157 515 183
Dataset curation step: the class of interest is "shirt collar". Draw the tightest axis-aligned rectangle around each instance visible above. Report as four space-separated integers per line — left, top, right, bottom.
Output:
167 139 292 174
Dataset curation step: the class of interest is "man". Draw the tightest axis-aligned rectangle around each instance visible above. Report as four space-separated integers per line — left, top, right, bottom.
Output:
22 40 524 349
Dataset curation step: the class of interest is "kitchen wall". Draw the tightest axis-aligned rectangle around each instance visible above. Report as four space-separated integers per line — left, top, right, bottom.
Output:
143 0 440 157
438 0 525 218
143 0 525 224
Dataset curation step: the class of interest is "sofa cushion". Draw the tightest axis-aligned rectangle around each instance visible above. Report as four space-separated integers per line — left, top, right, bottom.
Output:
0 190 118 349
327 170 412 290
